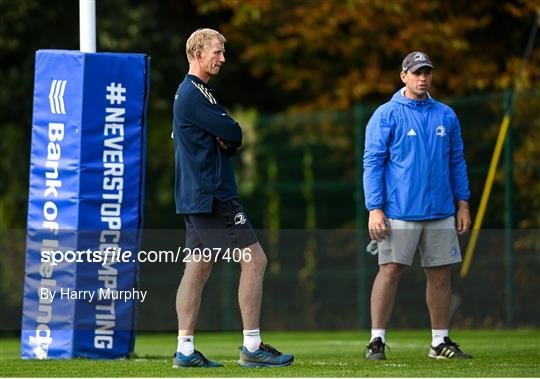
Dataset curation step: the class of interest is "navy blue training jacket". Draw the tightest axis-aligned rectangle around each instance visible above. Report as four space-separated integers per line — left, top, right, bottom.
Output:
172 74 242 214
363 88 470 220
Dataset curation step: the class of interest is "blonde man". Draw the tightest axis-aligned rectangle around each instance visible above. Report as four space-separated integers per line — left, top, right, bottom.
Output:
171 28 294 368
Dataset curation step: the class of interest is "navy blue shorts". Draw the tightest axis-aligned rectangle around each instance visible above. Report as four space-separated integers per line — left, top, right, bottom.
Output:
184 199 258 250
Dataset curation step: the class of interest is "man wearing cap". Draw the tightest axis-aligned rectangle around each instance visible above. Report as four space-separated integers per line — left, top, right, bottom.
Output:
363 52 472 360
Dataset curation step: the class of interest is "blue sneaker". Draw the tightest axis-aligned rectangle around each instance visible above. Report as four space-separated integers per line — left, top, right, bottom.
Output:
172 350 223 368
238 343 294 367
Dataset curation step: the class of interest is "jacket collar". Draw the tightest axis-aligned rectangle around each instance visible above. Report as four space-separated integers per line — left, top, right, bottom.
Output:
392 87 434 107
186 74 212 88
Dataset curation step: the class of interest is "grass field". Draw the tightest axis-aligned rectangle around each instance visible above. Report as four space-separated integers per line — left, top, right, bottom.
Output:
1 330 539 377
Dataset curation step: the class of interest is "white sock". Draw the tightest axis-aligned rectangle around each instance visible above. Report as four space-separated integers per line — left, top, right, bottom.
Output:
177 334 194 356
371 329 386 343
432 329 448 346
243 328 262 352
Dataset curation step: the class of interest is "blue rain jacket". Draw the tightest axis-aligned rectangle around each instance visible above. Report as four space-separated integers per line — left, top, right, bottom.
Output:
363 88 470 220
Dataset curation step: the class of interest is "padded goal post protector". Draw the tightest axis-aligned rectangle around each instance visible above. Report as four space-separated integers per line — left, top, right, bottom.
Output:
21 50 150 359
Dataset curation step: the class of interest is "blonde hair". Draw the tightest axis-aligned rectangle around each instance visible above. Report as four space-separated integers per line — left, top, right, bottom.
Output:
186 28 226 62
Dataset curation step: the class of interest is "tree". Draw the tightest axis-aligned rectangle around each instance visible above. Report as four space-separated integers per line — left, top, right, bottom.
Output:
196 0 540 109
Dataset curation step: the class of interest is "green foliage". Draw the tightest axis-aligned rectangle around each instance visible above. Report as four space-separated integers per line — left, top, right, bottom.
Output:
2 0 539 230
197 0 540 108
0 0 75 228
1 0 540 328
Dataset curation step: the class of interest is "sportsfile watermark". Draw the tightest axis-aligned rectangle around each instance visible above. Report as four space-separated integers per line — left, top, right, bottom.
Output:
40 246 253 266
3 228 539 335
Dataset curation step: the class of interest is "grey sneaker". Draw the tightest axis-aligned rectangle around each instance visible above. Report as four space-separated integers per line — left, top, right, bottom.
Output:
428 337 472 359
366 337 387 360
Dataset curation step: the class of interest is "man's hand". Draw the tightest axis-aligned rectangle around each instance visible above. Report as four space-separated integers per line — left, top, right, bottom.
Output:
216 137 238 156
216 137 229 149
456 200 472 235
368 209 390 241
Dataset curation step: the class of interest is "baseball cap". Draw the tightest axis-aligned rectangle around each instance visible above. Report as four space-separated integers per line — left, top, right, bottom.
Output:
402 51 434 72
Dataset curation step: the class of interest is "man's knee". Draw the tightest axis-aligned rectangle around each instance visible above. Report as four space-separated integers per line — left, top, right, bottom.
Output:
425 265 451 286
184 260 214 284
379 262 405 281
201 262 215 281
241 243 267 270
425 265 451 279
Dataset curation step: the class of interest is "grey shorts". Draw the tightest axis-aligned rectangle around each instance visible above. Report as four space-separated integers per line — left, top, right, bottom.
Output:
377 216 462 267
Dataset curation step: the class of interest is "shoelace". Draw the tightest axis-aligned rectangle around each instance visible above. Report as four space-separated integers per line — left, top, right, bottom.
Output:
444 338 462 352
173 351 211 366
193 350 210 365
260 343 282 357
365 339 390 354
